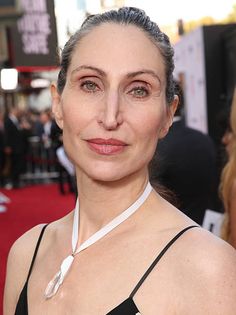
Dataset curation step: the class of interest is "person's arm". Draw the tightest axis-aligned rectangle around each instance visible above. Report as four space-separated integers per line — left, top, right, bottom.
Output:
3 225 44 315
228 179 236 248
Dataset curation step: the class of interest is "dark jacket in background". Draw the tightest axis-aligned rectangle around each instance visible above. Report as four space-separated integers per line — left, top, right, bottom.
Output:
4 116 25 154
3 116 25 187
150 120 219 225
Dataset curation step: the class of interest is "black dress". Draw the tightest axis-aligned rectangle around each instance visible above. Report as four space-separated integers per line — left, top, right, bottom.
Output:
14 224 198 314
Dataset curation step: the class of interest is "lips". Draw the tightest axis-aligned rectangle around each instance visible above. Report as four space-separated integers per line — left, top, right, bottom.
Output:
86 138 127 155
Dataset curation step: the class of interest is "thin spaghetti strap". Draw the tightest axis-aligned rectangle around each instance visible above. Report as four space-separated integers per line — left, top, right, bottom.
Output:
26 224 48 282
130 225 199 298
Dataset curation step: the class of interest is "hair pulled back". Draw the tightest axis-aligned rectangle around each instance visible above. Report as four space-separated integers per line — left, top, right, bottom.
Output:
57 7 175 104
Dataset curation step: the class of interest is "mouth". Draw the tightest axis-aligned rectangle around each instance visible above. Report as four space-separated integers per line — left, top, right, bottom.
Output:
86 138 128 155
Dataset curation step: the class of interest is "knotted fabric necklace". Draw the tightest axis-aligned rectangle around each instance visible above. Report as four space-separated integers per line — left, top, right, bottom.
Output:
44 181 153 299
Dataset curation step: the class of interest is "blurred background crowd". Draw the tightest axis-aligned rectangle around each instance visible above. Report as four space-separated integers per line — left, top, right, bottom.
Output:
0 0 236 307
0 105 75 192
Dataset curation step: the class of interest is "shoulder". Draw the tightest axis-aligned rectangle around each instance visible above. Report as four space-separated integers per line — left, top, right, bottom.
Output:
8 224 48 268
177 227 236 313
182 227 236 274
184 126 214 145
3 224 47 315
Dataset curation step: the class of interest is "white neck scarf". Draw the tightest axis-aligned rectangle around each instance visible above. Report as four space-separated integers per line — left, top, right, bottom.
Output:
44 181 153 299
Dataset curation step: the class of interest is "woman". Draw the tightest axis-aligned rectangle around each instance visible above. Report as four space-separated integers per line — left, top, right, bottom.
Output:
220 88 236 247
4 7 236 315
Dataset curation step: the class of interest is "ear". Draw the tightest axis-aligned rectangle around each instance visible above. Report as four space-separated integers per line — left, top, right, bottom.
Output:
51 83 63 129
159 95 179 139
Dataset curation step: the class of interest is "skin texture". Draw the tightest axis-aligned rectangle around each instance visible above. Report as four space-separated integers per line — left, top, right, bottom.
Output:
4 23 236 315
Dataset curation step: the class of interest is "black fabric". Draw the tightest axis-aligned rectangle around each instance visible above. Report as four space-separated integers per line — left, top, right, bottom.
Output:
14 224 198 315
151 120 219 225
4 116 26 187
14 282 28 315
14 224 48 315
107 298 139 314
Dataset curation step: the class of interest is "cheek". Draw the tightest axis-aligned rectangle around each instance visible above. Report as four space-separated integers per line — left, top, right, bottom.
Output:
61 99 89 134
135 109 165 141
131 110 165 165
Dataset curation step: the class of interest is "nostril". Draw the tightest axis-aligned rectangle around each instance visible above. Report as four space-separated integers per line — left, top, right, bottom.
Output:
104 119 119 130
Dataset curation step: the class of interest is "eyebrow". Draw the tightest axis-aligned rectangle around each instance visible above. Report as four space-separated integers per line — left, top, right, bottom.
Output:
127 70 161 84
71 65 106 77
71 65 161 83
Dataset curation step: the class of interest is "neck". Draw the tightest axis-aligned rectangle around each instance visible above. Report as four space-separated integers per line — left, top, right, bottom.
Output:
75 170 149 244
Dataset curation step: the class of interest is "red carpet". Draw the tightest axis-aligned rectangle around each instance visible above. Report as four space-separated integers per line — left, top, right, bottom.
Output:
0 183 75 313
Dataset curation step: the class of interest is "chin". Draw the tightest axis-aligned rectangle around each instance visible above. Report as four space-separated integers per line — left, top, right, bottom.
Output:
86 166 129 182
86 161 150 185
77 159 136 182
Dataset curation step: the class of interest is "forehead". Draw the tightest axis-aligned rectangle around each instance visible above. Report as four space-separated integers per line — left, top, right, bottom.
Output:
69 23 165 79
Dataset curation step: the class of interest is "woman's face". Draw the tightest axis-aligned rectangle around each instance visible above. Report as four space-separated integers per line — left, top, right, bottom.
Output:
52 23 177 182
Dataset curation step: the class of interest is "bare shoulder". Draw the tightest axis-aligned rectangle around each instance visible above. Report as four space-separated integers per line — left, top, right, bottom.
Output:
3 224 47 315
177 227 236 314
184 226 236 268
3 212 73 314
8 224 48 270
5 211 72 278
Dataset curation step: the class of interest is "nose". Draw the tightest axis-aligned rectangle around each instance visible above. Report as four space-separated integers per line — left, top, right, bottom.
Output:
98 91 123 130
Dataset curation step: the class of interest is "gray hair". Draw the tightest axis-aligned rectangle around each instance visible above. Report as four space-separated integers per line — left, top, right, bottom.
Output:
57 7 175 104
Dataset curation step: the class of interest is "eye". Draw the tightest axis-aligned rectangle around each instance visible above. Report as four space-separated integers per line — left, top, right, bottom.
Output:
127 82 150 99
130 86 149 98
80 80 100 93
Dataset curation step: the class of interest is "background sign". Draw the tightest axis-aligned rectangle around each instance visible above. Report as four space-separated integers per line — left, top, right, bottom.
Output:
174 27 208 134
9 0 58 70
